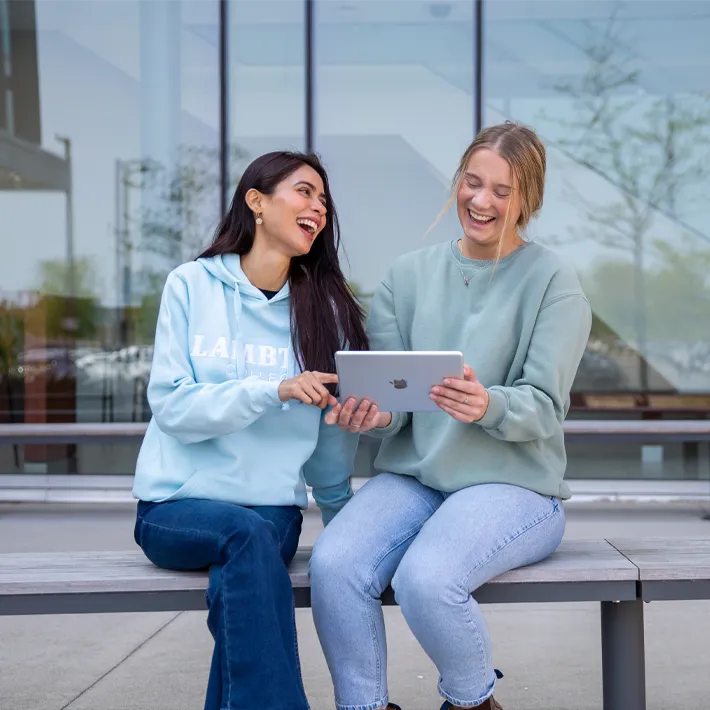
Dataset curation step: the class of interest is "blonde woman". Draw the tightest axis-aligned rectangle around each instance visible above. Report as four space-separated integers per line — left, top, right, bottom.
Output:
309 123 592 710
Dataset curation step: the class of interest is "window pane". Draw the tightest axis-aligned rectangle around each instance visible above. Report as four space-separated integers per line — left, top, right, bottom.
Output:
485 0 710 400
227 0 305 189
0 0 220 473
314 0 475 299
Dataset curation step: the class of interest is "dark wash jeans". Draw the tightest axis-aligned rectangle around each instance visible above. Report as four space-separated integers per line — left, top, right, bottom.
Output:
134 498 307 710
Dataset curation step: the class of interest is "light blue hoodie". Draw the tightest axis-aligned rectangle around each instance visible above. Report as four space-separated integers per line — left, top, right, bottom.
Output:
132 254 357 525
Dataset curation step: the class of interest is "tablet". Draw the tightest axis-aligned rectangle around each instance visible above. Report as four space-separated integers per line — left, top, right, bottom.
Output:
335 351 464 412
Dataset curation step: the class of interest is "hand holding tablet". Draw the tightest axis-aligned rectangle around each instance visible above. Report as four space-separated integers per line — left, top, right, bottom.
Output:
324 395 387 433
326 351 471 431
429 364 490 423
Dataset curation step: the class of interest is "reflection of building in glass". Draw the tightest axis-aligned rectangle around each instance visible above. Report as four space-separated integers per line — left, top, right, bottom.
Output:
0 0 708 487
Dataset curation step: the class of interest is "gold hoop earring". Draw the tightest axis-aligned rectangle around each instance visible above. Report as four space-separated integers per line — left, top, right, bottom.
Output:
256 215 263 225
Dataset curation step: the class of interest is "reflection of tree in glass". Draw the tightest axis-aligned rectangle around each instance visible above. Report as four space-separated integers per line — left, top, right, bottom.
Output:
546 6 710 389
585 242 710 385
36 257 100 341
138 144 245 263
128 144 247 342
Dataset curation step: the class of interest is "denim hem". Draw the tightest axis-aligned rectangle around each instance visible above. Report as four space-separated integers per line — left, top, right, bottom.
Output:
335 696 389 710
438 677 496 708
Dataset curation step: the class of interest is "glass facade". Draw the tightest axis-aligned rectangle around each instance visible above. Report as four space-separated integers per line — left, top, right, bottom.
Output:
1 0 708 482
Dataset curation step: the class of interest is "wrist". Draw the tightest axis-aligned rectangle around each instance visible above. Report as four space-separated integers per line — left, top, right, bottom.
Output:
376 412 393 428
472 389 490 422
277 380 289 403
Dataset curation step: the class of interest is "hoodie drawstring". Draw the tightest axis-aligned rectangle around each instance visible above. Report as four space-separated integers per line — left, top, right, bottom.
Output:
232 283 246 380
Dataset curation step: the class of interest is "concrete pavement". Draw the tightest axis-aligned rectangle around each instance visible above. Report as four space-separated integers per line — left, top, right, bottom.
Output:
1 500 709 710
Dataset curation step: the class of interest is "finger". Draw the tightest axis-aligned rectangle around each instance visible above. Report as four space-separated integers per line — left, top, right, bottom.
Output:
358 404 379 431
310 375 337 409
338 397 357 427
292 385 313 405
436 400 470 423
300 379 324 406
349 400 371 429
431 391 485 411
315 372 339 384
439 377 477 394
431 384 474 404
463 364 476 381
324 403 342 425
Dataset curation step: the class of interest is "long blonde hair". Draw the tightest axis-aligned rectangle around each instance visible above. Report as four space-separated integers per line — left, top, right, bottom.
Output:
431 121 546 265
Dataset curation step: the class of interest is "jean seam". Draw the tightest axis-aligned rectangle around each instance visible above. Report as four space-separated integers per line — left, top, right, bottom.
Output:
335 700 390 710
284 514 305 700
463 497 563 590
447 500 563 705
283 512 302 553
438 682 494 708
363 491 440 702
291 596 308 702
139 517 221 542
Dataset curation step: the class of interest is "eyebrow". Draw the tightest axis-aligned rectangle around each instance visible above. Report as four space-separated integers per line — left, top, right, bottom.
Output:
464 172 512 190
294 180 326 201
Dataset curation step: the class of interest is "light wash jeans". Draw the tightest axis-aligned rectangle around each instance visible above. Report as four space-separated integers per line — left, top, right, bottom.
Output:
309 473 565 710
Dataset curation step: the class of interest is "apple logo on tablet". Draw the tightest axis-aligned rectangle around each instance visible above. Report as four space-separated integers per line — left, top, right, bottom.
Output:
390 379 408 389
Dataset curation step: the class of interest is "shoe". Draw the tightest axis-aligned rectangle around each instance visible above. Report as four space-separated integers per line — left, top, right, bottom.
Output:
439 699 504 710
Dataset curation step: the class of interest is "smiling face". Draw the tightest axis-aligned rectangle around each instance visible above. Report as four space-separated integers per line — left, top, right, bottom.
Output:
456 147 522 259
250 164 327 257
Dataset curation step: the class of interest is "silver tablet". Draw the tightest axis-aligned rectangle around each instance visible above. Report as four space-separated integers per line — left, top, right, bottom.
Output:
335 351 464 412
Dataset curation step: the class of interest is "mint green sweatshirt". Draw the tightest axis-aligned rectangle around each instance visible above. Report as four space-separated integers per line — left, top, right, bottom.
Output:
366 240 592 500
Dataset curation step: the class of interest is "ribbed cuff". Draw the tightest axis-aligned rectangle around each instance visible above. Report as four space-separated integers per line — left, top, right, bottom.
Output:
365 411 409 439
255 379 284 408
476 388 508 430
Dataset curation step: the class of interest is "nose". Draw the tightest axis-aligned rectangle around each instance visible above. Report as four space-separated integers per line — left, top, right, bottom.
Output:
311 200 326 215
471 188 493 210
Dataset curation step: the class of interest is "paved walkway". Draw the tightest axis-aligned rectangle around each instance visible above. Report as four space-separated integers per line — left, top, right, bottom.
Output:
1 500 709 710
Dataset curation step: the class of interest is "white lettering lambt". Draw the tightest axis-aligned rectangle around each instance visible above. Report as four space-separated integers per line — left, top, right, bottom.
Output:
190 334 208 357
258 345 277 366
209 336 229 359
278 347 289 369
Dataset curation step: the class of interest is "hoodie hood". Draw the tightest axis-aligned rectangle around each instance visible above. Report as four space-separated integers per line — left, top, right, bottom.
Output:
197 253 290 302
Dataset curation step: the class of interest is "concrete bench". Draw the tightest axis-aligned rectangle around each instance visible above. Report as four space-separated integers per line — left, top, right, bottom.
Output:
0 539 668 710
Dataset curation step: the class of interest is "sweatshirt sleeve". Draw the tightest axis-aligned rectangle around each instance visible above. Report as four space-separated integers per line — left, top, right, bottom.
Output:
361 277 411 439
147 272 282 444
476 293 592 442
302 407 358 526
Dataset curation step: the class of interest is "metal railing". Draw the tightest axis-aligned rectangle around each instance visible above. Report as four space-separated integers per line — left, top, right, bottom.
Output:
1 420 710 444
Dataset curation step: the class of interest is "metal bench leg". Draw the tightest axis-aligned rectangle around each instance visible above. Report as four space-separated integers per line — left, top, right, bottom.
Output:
601 599 646 710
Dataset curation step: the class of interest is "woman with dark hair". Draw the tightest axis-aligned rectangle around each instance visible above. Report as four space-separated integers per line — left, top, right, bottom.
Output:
132 151 368 710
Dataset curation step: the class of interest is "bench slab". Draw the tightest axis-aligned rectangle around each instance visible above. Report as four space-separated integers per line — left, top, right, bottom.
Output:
609 538 710 601
0 540 638 616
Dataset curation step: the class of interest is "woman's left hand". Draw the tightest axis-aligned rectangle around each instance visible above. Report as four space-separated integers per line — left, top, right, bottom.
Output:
430 364 489 423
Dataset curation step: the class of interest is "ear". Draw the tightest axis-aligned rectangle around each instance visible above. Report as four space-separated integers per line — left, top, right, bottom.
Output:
245 188 263 215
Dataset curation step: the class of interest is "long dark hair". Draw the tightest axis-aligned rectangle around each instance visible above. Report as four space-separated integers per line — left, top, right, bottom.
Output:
198 151 368 374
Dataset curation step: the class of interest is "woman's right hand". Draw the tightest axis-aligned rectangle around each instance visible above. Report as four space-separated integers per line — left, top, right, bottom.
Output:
278 372 339 409
324 397 392 433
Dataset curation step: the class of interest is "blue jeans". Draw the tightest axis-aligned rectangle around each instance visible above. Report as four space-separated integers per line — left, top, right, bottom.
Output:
134 498 308 710
309 473 565 710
